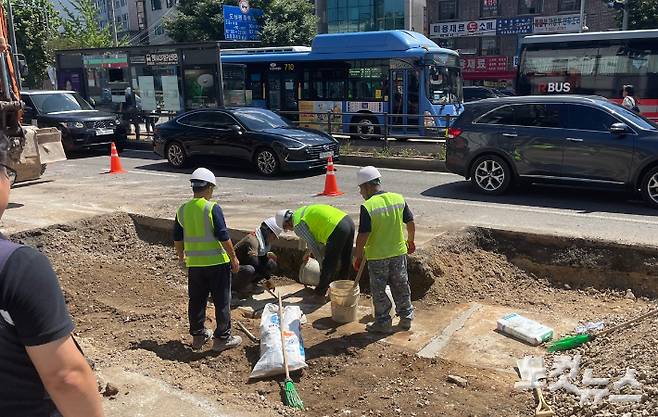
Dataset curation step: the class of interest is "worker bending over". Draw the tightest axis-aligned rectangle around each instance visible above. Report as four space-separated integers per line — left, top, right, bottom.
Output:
233 217 281 296
354 166 415 333
174 168 241 351
276 205 354 298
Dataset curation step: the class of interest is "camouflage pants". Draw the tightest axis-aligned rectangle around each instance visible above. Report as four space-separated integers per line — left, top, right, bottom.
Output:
368 255 414 324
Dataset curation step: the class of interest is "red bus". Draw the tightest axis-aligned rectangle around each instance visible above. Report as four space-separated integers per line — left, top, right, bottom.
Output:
517 29 658 121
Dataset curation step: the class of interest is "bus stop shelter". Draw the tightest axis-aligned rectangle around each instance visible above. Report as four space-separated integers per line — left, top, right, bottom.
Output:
55 41 257 115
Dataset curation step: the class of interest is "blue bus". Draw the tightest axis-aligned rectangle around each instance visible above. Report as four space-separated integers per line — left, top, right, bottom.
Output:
221 30 463 139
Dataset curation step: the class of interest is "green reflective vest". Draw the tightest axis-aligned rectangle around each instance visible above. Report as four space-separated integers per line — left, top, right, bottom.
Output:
177 198 229 267
292 204 346 245
363 192 407 261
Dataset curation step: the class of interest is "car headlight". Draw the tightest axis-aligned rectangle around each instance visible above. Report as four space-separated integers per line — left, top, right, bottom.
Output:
65 121 85 129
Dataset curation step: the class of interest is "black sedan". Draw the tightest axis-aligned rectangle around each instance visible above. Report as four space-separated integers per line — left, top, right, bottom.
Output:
153 107 340 176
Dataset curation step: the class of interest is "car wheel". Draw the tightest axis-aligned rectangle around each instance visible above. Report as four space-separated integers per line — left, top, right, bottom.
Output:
640 166 658 209
470 155 512 195
255 148 279 176
353 117 379 140
166 142 188 168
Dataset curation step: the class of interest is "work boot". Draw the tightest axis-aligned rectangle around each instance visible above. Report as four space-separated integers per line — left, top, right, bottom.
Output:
212 335 243 352
399 318 412 331
366 320 393 334
191 328 213 350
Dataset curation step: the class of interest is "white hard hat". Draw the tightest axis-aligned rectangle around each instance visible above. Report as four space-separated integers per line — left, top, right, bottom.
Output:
190 167 217 187
275 209 292 229
357 166 381 186
263 217 282 237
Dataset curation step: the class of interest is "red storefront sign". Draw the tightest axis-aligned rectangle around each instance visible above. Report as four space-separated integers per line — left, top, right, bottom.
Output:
462 56 509 73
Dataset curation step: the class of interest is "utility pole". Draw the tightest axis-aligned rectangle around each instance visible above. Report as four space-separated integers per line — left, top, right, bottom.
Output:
622 7 629 30
5 0 21 88
109 0 119 46
579 0 586 32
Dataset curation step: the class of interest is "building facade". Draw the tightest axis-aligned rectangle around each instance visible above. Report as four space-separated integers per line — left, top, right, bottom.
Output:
427 0 618 89
95 0 148 44
315 0 427 34
144 0 178 45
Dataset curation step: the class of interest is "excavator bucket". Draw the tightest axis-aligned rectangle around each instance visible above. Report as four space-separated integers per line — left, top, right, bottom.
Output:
32 127 66 164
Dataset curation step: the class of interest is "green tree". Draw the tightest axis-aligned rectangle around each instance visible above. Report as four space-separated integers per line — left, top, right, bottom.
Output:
8 0 60 88
165 0 316 46
260 0 317 46
54 0 121 49
165 0 265 43
624 0 658 30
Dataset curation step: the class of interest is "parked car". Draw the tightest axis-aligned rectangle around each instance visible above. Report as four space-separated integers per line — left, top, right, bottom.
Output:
21 90 127 153
153 107 340 176
462 86 501 103
445 95 658 208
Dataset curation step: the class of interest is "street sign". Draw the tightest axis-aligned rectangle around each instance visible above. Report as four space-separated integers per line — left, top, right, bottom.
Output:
223 2 263 41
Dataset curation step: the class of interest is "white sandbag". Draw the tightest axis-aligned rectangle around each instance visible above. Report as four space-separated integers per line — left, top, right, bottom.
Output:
497 313 554 346
249 303 308 379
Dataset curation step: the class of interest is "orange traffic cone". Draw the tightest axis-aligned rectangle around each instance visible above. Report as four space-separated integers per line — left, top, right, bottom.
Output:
318 156 343 196
109 142 126 174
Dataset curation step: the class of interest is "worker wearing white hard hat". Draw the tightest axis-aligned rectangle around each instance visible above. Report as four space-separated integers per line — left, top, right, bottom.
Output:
354 166 416 334
275 204 355 300
232 217 282 296
174 167 242 351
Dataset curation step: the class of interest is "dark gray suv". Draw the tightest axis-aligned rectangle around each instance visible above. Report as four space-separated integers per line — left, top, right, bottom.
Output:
445 96 658 208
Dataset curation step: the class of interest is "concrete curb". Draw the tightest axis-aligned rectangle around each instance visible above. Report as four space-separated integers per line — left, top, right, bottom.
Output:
339 155 447 172
123 141 448 172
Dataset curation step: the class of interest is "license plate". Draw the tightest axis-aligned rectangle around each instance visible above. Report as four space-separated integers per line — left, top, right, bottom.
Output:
319 151 334 159
96 128 114 136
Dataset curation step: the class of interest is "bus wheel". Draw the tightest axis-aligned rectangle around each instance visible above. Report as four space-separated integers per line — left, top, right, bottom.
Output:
353 117 379 140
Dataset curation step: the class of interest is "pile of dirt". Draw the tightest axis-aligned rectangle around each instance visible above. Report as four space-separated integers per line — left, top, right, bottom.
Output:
10 214 657 416
543 308 658 417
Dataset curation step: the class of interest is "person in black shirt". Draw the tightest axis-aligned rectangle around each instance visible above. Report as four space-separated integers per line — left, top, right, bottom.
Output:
0 134 104 417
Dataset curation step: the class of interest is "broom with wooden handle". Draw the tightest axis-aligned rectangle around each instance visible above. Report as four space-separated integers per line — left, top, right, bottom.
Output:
548 308 658 352
278 291 304 410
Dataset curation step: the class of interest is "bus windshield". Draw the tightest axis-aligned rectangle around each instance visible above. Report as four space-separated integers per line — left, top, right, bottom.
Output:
426 54 462 105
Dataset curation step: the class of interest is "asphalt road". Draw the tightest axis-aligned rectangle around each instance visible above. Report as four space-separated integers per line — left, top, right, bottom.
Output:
4 149 658 247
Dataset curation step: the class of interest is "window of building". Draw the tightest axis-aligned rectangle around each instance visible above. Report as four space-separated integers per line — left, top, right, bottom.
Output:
481 37 500 56
151 0 162 11
558 0 580 12
481 0 498 17
438 0 457 20
154 24 165 36
166 0 174 8
120 0 126 6
518 0 543 14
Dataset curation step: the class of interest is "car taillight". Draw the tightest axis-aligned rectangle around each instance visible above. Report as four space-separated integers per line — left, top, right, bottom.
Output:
447 127 462 139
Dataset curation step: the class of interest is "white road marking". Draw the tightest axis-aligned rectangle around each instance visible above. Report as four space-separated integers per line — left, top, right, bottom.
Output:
405 196 658 226
127 170 179 178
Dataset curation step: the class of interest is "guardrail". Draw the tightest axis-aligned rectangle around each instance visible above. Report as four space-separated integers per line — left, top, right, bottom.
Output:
277 110 453 150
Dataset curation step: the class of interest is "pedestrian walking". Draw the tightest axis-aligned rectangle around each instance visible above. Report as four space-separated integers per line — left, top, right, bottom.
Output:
233 217 282 296
174 168 242 351
622 85 640 113
353 166 416 334
275 205 355 299
0 134 104 417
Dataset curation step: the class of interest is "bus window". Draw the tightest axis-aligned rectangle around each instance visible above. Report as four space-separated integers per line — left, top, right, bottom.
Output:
347 61 387 101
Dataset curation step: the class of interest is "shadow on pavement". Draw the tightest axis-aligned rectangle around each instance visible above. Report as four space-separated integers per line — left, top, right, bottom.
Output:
421 181 656 217
132 158 325 181
132 339 222 363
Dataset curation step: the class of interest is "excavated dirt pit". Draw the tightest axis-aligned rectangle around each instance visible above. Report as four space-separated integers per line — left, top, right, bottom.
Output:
9 213 658 417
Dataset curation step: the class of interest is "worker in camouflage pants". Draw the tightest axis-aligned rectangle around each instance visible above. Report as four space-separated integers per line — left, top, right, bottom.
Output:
353 166 415 333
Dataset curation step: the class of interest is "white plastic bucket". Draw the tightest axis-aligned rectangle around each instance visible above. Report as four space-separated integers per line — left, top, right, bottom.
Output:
329 280 360 323
299 258 321 286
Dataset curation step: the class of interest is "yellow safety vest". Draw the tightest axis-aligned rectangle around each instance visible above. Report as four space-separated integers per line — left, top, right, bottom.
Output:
363 192 407 261
177 198 229 267
292 204 346 245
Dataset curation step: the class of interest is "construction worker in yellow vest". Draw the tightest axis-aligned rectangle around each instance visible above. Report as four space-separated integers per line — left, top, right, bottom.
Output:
275 205 355 299
354 166 415 334
174 168 241 351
